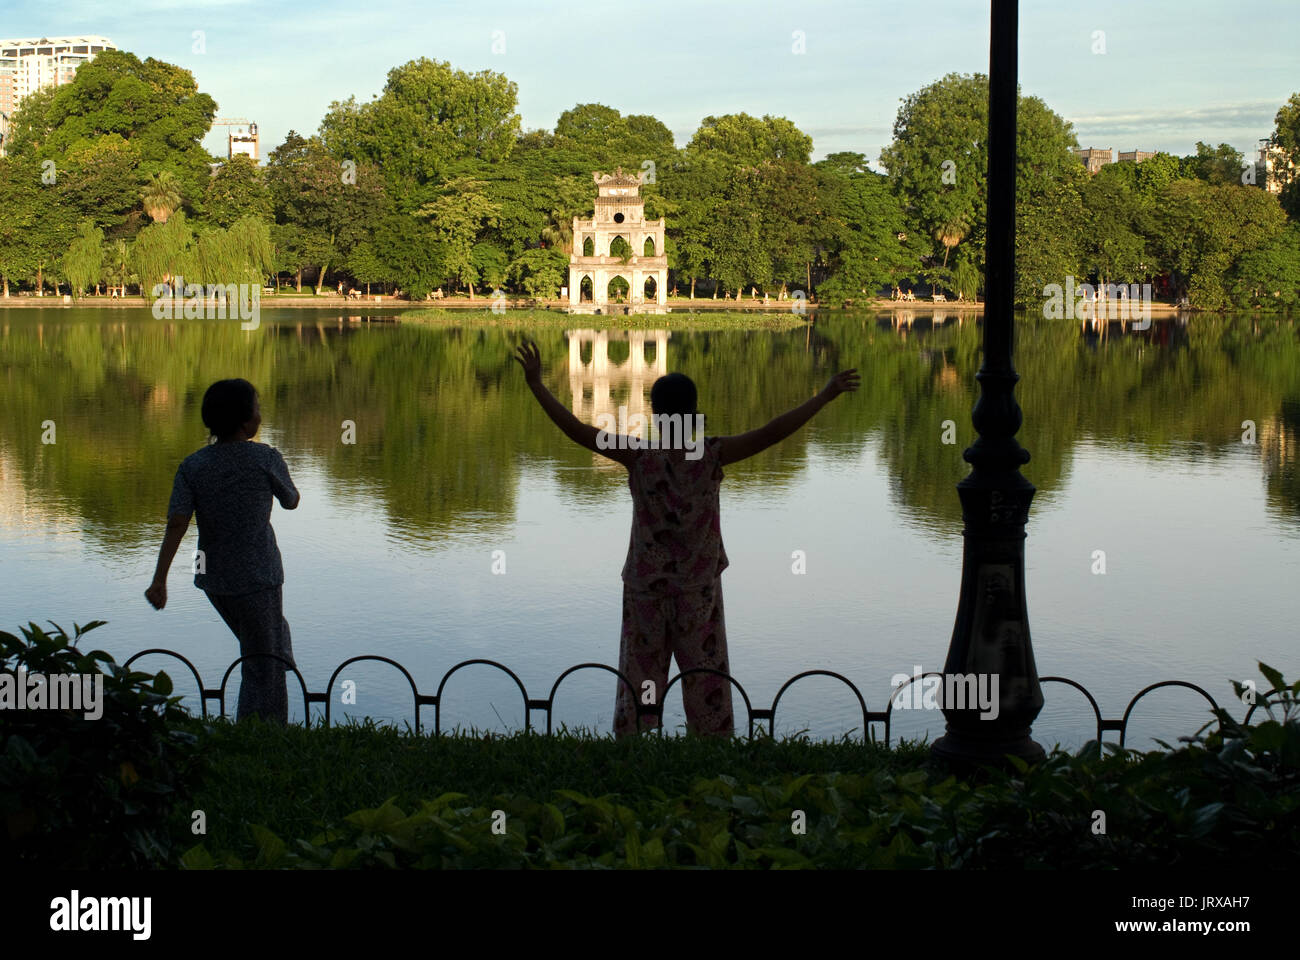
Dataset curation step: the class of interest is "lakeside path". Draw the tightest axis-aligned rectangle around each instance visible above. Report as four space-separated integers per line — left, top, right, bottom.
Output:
0 294 1201 314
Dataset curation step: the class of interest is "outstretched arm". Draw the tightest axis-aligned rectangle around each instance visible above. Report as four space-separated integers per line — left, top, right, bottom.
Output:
716 369 860 466
514 340 636 467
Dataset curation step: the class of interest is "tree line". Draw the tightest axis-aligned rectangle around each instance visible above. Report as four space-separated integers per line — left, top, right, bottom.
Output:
1 50 1298 309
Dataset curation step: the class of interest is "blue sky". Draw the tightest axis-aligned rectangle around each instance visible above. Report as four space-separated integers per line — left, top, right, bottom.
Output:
6 0 1297 166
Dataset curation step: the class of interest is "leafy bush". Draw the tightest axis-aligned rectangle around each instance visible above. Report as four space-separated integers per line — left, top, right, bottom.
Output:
0 620 201 867
181 665 1298 869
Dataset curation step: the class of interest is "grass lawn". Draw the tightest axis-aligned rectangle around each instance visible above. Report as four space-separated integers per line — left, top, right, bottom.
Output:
165 696 1299 869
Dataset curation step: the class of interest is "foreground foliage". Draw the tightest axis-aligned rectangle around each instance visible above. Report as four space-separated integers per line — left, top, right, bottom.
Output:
0 621 200 868
178 665 1299 869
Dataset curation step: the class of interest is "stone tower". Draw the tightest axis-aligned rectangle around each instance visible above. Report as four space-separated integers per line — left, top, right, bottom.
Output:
568 168 667 314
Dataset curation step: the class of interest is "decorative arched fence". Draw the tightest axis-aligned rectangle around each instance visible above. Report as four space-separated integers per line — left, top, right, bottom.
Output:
123 647 1284 753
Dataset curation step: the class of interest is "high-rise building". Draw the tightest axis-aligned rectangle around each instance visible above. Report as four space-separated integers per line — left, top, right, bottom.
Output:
0 36 116 153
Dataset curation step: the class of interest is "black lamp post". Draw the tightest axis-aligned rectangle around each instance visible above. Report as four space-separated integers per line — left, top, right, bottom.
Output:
931 0 1046 769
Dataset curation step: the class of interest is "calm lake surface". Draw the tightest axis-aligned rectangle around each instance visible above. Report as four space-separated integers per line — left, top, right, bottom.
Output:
2 306 1297 750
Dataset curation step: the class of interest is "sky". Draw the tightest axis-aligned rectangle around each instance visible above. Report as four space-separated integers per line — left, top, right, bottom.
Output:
4 0 1297 167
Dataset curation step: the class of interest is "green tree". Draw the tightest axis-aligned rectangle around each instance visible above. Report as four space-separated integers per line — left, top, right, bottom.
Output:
60 136 143 236
554 103 676 174
203 156 272 228
0 158 45 296
417 179 500 296
686 113 812 166
508 247 567 299
142 171 183 224
319 58 520 203
105 238 135 296
813 160 911 302
1183 141 1247 186
267 132 385 294
1015 173 1084 307
130 212 196 293
1149 180 1287 307
1080 172 1146 288
5 49 216 206
1231 223 1300 307
63 221 106 297
879 73 1080 284
1269 93 1300 219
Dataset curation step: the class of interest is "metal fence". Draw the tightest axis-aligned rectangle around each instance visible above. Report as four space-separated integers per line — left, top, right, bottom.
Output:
122 647 1285 752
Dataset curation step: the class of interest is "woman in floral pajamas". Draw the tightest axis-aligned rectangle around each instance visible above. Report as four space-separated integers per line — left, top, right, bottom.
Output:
515 340 859 738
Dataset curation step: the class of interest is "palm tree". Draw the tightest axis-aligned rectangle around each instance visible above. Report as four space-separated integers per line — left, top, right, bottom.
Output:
540 209 573 255
935 217 968 268
142 171 183 224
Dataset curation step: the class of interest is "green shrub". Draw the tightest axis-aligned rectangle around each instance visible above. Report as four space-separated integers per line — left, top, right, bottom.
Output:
0 620 201 867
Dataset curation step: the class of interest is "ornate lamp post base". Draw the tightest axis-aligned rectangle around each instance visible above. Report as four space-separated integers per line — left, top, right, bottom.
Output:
932 464 1045 770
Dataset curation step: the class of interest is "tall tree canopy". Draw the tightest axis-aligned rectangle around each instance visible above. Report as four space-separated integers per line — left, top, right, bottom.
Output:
319 58 520 204
4 49 216 208
879 72 1080 275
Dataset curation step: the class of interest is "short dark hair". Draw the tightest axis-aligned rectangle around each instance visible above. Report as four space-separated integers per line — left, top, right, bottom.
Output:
201 379 258 439
650 373 697 417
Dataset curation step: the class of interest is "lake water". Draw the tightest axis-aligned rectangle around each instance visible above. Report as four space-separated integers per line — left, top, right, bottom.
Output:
1 306 1296 751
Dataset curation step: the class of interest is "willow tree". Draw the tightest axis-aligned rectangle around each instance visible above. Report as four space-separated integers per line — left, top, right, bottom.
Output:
63 221 106 297
193 216 274 286
105 239 134 297
131 212 196 293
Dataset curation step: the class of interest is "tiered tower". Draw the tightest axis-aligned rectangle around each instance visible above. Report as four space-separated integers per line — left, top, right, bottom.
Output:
568 168 667 314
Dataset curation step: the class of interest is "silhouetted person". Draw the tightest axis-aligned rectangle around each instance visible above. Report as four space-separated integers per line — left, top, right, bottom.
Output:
515 339 859 737
145 379 300 723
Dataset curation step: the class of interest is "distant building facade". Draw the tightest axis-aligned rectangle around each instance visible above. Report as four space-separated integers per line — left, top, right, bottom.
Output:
1076 146 1158 174
220 120 259 162
1256 138 1294 196
0 35 115 155
568 169 668 314
1075 147 1114 174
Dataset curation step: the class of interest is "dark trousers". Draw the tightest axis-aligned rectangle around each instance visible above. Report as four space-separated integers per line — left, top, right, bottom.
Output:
206 587 294 723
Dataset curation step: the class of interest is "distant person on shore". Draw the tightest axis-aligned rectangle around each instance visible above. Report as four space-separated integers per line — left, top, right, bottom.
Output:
145 379 301 723
514 339 859 738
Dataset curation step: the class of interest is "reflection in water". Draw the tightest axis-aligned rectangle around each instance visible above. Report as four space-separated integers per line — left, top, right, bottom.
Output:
1 308 1298 745
887 309 971 331
566 329 670 468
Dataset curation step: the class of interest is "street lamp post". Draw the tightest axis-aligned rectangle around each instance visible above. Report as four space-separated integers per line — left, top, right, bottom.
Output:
931 0 1046 769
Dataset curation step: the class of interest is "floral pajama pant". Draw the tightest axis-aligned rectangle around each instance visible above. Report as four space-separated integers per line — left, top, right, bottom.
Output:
206 586 295 724
613 577 734 737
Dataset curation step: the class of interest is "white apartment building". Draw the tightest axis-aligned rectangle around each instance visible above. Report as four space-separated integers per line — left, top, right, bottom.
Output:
0 36 116 153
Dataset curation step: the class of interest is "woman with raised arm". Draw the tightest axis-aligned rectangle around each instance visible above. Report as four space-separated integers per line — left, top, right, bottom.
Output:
515 339 859 738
